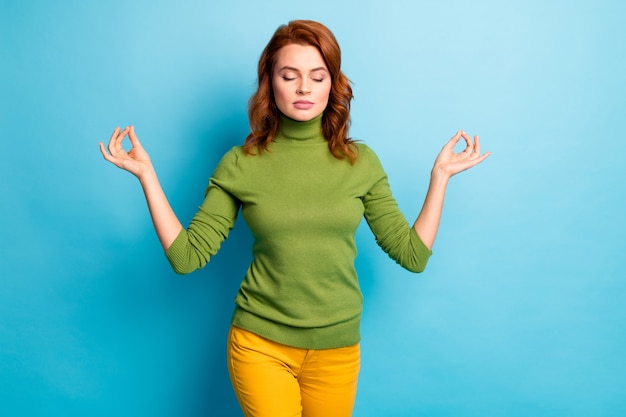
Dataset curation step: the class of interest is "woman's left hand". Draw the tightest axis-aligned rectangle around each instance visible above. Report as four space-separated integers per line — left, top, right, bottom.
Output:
413 131 490 249
432 130 490 179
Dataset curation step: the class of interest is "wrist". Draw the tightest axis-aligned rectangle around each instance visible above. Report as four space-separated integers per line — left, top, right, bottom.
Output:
137 165 158 186
430 165 450 186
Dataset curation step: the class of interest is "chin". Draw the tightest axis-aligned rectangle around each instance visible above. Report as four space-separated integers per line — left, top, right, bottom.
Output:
290 115 313 122
289 110 323 122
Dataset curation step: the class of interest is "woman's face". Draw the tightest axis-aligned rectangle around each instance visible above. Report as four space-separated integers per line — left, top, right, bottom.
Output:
272 44 331 122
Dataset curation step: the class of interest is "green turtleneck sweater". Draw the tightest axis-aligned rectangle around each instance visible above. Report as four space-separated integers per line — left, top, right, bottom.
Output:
165 115 431 349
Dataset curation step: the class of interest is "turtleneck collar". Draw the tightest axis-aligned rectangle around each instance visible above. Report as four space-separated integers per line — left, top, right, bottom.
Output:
276 113 326 143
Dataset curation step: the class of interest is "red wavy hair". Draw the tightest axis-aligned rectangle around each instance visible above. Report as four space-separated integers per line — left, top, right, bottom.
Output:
244 20 357 163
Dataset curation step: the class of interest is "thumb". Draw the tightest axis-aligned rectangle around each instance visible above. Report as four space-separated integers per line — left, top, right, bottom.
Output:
444 130 463 151
128 125 142 148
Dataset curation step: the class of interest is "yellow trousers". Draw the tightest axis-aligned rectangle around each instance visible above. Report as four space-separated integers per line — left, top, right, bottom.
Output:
227 326 360 417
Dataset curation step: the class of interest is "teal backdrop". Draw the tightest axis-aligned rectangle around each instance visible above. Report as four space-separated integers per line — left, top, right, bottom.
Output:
2 0 625 416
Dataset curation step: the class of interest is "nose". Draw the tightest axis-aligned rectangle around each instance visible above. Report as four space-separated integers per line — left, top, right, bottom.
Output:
297 79 311 95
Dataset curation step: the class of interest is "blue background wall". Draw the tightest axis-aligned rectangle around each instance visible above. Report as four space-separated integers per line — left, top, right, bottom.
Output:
2 0 625 416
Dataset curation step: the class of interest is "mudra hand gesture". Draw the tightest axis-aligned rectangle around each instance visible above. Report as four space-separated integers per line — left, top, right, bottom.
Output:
433 130 490 179
98 126 152 179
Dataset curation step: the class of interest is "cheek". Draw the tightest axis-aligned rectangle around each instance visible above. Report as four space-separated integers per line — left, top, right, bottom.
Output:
321 85 332 104
275 84 290 103
276 93 288 112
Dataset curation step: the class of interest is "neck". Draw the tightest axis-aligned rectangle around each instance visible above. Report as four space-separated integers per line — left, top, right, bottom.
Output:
277 113 325 142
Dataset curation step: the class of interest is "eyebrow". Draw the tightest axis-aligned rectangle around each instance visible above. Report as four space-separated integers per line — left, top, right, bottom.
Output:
277 66 328 73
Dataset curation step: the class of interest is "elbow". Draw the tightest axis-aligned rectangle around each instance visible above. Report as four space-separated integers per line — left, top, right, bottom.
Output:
166 243 209 275
167 254 207 275
405 261 428 274
391 255 429 273
397 250 431 274
171 264 198 275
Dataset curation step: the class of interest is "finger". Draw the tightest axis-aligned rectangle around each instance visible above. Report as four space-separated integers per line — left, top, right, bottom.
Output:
106 127 119 148
471 152 490 167
128 125 142 148
467 150 491 167
106 127 121 155
99 141 119 164
472 135 481 157
444 130 463 151
460 131 474 155
98 141 110 159
452 153 490 174
109 126 129 156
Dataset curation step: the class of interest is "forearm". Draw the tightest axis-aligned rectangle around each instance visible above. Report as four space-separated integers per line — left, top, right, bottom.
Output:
138 167 183 251
412 170 449 250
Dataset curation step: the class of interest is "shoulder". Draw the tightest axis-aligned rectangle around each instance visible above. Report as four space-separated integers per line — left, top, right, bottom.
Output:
354 142 373 154
354 142 383 168
213 145 275 177
220 146 244 162
351 142 388 186
215 146 250 168
212 146 245 178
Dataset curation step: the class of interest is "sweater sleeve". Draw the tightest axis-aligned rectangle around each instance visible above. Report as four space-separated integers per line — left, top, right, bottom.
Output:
165 148 241 274
360 146 432 273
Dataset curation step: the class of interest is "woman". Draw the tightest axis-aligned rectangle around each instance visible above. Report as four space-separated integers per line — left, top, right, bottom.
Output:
99 19 489 417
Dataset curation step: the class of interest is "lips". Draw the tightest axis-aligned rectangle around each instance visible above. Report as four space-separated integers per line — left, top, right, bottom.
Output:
293 100 314 110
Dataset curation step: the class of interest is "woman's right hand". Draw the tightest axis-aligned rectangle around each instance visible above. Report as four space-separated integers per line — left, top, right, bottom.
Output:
99 125 183 249
99 126 152 179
